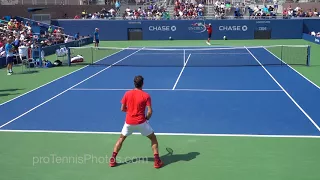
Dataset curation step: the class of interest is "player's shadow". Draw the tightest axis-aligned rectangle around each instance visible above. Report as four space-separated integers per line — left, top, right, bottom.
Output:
0 88 24 92
0 89 24 97
0 93 20 97
117 151 200 167
18 70 39 74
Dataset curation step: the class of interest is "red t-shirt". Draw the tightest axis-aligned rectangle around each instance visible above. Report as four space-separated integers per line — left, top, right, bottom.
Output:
207 25 212 34
121 89 151 125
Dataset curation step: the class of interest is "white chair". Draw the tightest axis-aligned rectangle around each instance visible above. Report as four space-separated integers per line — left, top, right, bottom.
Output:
19 46 34 72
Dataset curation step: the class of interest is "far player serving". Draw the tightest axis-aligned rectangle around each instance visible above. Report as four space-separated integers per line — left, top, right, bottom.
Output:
205 23 212 45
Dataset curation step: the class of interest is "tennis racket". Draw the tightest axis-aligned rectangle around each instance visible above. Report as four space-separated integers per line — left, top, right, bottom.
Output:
202 17 206 26
166 147 173 155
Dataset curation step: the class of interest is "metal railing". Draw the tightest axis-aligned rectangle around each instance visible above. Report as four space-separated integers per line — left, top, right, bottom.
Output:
0 0 81 5
0 0 114 5
1 0 318 5
62 14 320 20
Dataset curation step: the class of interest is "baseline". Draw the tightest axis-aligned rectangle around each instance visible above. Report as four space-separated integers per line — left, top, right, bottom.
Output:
0 129 320 139
69 88 283 92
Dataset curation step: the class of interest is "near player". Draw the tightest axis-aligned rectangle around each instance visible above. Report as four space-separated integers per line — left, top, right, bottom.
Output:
109 75 164 169
205 23 212 45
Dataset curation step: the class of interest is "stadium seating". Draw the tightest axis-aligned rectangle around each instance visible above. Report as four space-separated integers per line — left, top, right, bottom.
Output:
0 16 87 61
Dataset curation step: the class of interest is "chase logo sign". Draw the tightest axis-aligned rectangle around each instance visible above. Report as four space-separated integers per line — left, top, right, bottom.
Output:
149 26 176 32
188 22 206 33
219 25 248 32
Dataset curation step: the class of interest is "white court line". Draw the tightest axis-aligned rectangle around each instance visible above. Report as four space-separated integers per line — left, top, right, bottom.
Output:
0 48 127 107
70 88 283 92
245 46 320 132
172 54 191 90
0 48 144 129
70 88 172 91
130 46 234 48
263 47 320 89
0 129 319 139
134 53 250 55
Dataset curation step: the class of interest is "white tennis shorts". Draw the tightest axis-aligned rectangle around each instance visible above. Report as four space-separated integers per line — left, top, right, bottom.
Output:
121 121 154 136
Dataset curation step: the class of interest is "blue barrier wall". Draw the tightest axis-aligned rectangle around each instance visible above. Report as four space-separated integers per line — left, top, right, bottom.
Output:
0 57 6 68
302 33 320 45
52 19 320 41
41 37 93 56
303 19 320 34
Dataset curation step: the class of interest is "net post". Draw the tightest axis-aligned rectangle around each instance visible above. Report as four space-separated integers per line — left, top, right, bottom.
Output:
67 48 71 66
307 45 311 66
38 46 42 67
183 49 186 65
280 45 283 66
91 47 94 64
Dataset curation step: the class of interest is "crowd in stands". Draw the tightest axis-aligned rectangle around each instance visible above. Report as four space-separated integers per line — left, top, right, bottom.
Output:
311 31 320 37
0 17 79 58
75 0 120 19
77 7 118 19
210 1 234 18
248 5 277 18
123 4 170 20
173 0 205 19
283 6 319 18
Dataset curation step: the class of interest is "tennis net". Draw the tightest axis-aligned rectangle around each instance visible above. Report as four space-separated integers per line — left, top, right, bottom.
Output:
67 45 310 67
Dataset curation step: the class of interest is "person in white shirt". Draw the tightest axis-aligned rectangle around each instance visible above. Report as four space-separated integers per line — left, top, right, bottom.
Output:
254 6 259 14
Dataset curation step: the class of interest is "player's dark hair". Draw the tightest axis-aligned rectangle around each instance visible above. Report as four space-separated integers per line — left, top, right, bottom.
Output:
134 75 144 88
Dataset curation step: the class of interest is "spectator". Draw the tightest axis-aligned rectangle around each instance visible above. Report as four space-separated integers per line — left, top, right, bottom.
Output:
12 36 20 51
48 26 53 34
115 0 121 13
74 32 80 40
173 0 204 19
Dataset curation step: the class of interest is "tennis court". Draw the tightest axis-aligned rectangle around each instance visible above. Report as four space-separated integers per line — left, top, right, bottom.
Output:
1 45 320 180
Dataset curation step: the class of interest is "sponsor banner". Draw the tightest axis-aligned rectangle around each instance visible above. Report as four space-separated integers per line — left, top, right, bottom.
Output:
148 25 177 32
53 19 309 40
218 25 248 31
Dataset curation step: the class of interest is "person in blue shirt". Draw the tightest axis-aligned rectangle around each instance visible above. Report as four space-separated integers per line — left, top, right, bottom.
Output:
5 37 15 75
262 6 269 15
74 32 80 40
94 28 99 47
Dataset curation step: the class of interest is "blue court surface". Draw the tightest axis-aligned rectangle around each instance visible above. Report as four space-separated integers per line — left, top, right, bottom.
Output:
1 46 320 137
